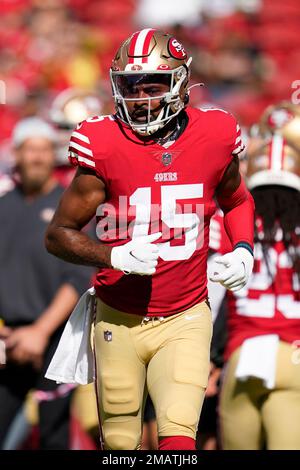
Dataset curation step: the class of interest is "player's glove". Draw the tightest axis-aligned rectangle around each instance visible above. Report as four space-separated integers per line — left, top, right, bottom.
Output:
111 232 161 276
209 247 254 291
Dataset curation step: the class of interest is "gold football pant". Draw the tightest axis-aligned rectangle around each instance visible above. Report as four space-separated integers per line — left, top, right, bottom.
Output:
219 341 300 450
93 299 212 450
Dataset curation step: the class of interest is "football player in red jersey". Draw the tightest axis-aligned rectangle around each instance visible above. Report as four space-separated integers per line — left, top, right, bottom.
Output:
45 29 255 450
219 130 300 449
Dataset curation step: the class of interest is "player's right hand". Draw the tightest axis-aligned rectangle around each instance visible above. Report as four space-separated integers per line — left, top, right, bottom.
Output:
111 232 162 275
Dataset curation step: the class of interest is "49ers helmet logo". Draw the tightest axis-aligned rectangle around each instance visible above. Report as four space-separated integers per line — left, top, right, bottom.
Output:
168 37 187 59
131 64 143 71
267 109 294 130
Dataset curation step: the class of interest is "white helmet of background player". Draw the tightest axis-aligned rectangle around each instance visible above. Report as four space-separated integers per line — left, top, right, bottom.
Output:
258 101 300 151
50 88 103 130
110 29 192 135
246 134 300 191
49 88 103 164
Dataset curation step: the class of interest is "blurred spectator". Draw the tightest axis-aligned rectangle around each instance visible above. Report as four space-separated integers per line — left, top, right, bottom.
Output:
0 117 92 449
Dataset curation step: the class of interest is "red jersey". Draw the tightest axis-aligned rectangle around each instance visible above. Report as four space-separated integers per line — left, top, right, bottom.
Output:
225 230 300 359
68 106 243 316
209 209 233 254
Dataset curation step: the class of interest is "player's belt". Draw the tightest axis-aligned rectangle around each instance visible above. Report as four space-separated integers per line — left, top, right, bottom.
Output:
141 316 165 326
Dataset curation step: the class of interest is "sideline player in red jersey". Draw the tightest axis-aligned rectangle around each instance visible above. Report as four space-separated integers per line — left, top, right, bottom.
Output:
45 29 254 450
219 126 300 449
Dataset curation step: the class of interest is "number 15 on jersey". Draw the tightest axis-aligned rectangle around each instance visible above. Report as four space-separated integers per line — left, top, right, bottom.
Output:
130 184 204 261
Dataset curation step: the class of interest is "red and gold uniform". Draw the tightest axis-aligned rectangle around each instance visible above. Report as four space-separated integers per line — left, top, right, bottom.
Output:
69 107 243 316
46 28 254 451
219 132 300 450
67 107 247 450
225 232 300 360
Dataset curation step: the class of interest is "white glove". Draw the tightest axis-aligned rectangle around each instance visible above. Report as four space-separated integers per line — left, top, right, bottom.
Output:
209 247 254 291
111 232 161 276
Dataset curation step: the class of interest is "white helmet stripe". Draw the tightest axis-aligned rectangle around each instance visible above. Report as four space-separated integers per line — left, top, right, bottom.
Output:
270 134 284 171
134 29 154 56
128 29 155 66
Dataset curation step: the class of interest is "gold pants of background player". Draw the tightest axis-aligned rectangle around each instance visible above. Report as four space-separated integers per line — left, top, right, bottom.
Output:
220 341 300 450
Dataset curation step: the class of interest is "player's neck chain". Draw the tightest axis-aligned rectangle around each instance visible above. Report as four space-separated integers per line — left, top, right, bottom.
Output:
154 119 181 147
154 112 189 147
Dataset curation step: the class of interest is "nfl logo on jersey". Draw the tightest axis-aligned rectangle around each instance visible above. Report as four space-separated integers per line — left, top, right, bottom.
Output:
162 152 172 166
104 330 113 342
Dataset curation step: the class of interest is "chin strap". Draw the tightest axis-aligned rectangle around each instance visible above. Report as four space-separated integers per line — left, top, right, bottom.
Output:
187 83 205 97
188 82 204 91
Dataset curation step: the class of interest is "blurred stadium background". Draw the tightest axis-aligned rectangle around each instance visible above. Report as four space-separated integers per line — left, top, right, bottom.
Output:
1 0 300 158
0 0 300 451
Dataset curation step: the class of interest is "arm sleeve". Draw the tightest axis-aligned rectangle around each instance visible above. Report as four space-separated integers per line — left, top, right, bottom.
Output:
217 178 255 250
217 114 246 185
215 115 253 249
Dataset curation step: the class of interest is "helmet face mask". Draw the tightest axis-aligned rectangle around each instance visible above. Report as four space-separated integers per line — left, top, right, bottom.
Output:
110 29 191 135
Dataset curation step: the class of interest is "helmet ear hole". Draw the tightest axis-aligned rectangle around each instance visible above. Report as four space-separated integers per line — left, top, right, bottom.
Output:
184 93 189 105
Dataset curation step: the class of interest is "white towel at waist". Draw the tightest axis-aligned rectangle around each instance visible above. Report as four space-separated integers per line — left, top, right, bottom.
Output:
45 287 96 385
235 334 279 389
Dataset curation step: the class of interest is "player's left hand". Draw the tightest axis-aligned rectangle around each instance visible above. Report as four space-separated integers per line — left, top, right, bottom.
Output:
209 247 254 291
5 324 50 369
